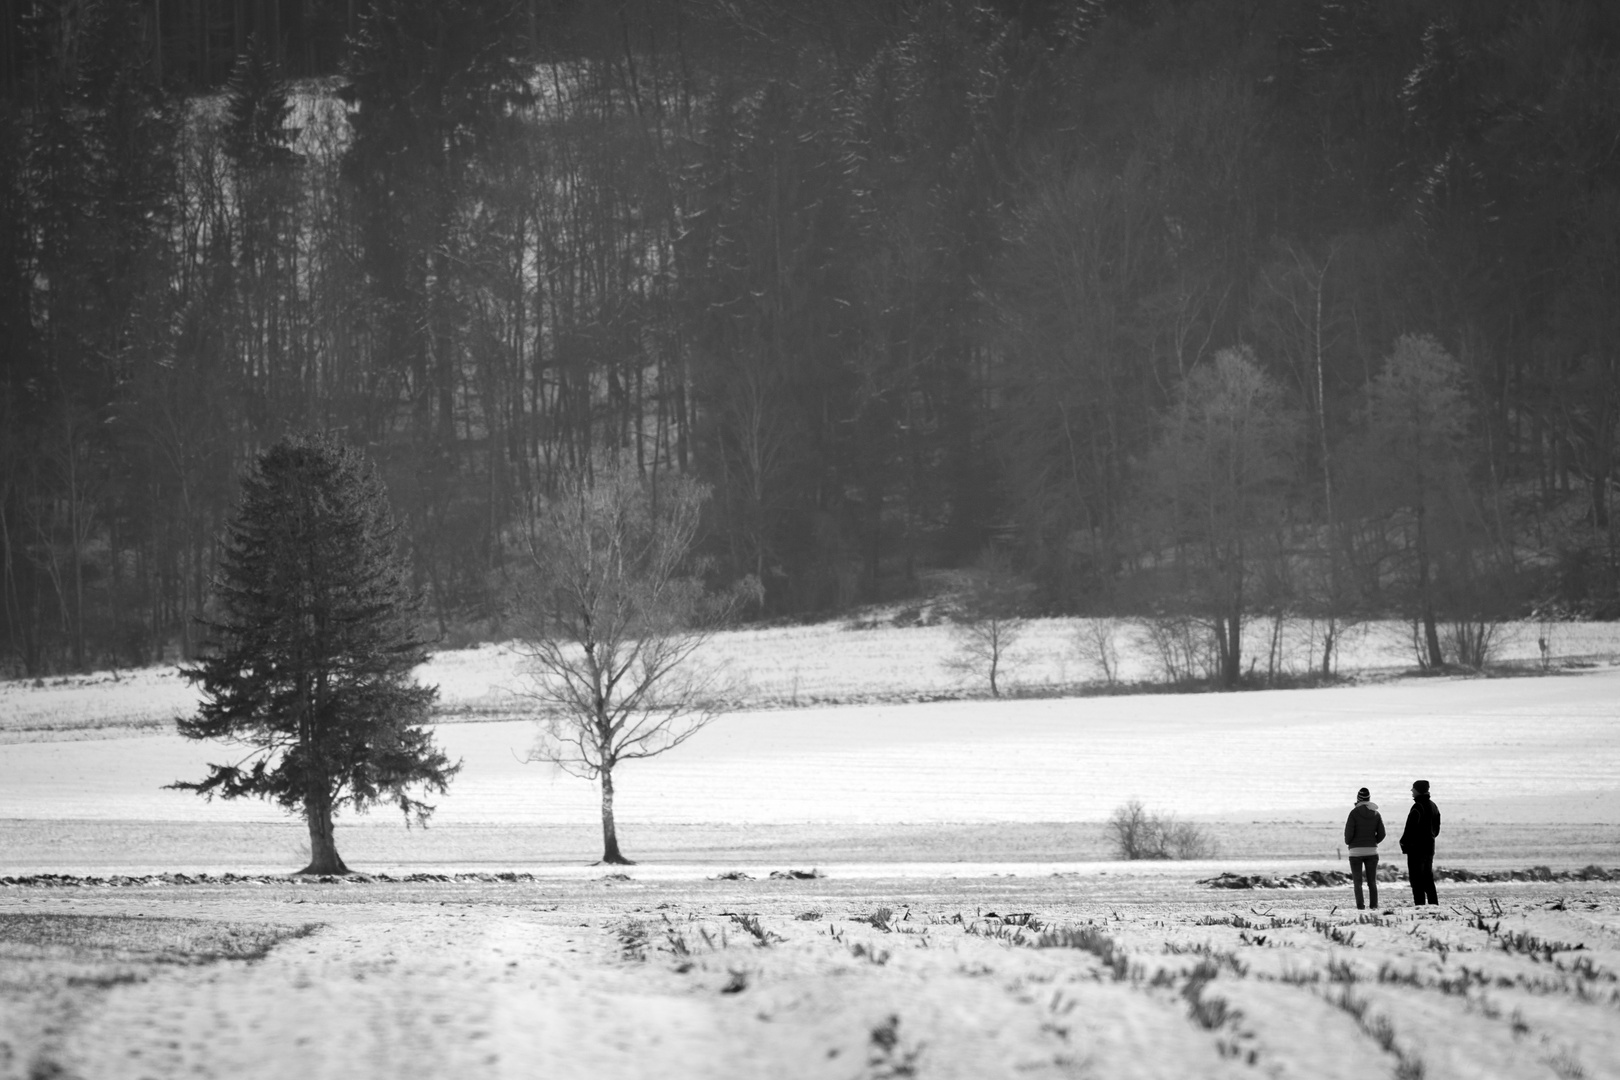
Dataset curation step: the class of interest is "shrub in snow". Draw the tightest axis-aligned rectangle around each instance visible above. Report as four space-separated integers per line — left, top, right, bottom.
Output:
1107 799 1217 860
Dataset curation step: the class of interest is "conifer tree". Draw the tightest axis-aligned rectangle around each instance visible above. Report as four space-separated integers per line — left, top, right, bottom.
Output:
223 34 300 170
172 436 458 875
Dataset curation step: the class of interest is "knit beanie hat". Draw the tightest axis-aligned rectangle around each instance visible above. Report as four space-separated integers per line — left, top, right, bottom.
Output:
1412 779 1430 794
1356 787 1370 802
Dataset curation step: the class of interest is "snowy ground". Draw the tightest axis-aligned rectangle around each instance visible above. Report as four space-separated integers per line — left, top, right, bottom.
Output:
3 621 1619 1077
2 666 1617 851
3 872 1618 1080
6 616 1620 739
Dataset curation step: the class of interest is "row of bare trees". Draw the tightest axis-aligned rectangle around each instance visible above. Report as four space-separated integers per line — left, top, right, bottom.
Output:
1135 334 1508 686
949 331 1512 688
3 0 1619 676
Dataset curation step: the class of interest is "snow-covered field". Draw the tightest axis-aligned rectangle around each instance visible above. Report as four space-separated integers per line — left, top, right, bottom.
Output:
1 617 1618 878
7 616 1620 738
4 619 1619 1077
3 665 1618 833
3 872 1618 1080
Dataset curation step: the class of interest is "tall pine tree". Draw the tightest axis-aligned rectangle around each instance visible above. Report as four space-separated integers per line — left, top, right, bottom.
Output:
173 436 458 874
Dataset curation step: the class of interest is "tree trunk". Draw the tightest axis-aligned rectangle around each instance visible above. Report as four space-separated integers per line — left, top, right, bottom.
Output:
988 625 1001 697
1313 249 1341 679
300 786 349 875
1421 604 1444 669
1217 610 1242 688
599 765 632 865
1415 507 1445 668
66 437 86 672
1226 615 1242 688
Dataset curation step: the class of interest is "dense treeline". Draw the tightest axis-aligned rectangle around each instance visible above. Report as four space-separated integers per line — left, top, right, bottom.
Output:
2 0 1618 677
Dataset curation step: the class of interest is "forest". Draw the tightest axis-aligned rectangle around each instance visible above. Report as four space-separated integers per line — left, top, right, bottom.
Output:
1 0 1617 677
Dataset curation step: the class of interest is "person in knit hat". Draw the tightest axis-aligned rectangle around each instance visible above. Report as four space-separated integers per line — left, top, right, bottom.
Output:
1343 786 1386 910
1400 779 1442 905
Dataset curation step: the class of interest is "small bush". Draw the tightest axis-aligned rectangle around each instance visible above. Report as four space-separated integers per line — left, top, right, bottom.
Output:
1443 619 1501 669
1132 616 1218 683
1107 800 1218 860
1073 617 1124 686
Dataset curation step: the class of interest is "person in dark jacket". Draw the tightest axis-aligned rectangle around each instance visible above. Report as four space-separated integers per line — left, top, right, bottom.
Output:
1343 786 1386 910
1399 779 1442 905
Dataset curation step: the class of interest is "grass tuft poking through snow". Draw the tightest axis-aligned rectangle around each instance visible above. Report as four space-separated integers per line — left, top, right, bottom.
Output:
1032 923 1135 982
727 912 781 947
1325 985 1428 1079
0 913 318 964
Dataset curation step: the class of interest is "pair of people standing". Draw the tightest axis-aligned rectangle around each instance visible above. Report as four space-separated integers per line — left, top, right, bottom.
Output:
1342 780 1442 909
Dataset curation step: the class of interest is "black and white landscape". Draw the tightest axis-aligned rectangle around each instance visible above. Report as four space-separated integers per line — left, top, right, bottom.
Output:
4 1 1620 1077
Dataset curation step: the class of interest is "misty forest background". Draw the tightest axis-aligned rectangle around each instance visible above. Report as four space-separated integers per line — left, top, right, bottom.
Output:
2 0 1618 678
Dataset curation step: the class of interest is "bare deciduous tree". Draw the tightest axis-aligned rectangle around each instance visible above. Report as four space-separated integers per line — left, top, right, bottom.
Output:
1139 347 1301 687
943 552 1033 698
1360 334 1477 669
515 460 759 864
1254 241 1352 675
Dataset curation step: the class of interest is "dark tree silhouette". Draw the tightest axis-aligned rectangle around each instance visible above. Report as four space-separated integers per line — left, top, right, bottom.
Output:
172 436 458 875
5 0 1620 667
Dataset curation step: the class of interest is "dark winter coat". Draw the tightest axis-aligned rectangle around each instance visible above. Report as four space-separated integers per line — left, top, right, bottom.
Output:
1344 802 1386 852
1399 796 1441 856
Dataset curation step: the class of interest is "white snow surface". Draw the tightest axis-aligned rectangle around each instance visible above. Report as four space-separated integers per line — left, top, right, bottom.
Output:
4 618 1620 1079
4 877 1619 1080
2 665 1617 826
8 616 1620 736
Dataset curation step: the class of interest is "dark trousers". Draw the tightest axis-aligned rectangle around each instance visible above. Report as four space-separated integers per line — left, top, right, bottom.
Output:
1408 852 1438 905
1349 854 1379 909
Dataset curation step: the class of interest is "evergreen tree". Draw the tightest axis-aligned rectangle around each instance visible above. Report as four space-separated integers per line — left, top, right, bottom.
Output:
172 436 458 875
223 34 300 170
